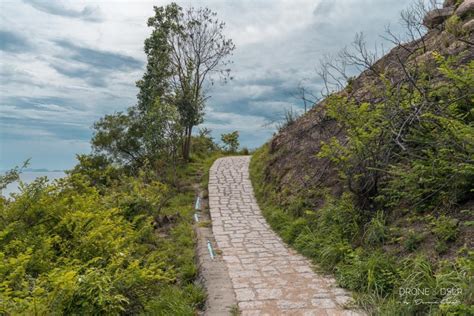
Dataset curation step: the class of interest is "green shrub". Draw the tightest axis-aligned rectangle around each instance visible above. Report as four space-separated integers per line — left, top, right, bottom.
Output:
336 250 366 291
293 229 320 258
221 131 240 153
319 58 474 212
264 206 292 233
144 284 205 315
364 211 387 246
191 129 220 159
240 147 250 155
365 252 398 296
404 229 425 252
337 250 398 296
430 215 459 254
431 215 459 243
318 238 354 270
282 217 308 244
316 193 361 243
0 163 204 314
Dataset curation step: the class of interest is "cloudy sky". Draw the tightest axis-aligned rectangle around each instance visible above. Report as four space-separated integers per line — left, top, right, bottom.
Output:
0 0 413 170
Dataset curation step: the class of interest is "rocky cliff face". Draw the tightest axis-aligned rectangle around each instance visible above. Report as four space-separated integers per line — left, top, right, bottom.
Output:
263 0 473 210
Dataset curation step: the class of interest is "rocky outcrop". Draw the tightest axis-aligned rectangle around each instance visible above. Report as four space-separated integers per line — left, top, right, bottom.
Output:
423 7 455 28
424 0 473 29
455 0 474 18
463 18 474 31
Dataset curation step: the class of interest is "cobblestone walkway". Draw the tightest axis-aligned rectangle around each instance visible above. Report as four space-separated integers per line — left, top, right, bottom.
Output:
208 156 363 316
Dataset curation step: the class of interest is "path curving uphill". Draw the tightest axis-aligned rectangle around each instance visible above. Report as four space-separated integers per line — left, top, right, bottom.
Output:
208 156 363 316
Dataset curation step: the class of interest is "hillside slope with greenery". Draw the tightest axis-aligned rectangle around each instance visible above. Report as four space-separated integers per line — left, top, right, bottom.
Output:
0 137 231 314
250 1 473 314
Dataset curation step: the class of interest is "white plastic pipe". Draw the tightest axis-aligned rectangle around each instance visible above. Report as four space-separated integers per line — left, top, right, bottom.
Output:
207 240 215 259
195 197 201 210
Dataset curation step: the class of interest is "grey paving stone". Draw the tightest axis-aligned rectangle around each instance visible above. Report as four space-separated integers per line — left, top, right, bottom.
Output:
209 156 364 315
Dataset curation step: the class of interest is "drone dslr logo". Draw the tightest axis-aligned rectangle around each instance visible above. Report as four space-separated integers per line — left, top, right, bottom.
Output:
399 287 462 305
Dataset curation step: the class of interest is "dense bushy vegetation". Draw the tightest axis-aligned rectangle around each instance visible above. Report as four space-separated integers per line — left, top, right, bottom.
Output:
0 2 238 314
0 128 232 314
0 125 244 315
0 165 199 314
319 54 473 215
252 147 472 314
250 20 473 316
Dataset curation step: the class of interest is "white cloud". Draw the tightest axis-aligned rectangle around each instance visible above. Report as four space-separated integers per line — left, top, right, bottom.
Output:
1 0 414 168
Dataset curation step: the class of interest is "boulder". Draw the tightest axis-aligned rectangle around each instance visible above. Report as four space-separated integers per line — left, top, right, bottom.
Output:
444 0 456 7
423 7 455 28
462 18 474 31
455 0 474 18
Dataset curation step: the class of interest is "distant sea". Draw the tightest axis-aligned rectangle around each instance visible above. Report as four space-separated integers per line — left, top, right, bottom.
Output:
2 171 66 196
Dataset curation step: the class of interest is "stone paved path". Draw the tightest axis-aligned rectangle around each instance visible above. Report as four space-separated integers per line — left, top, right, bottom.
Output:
208 156 363 316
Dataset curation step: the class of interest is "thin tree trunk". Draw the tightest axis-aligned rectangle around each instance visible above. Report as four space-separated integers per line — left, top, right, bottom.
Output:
182 127 187 159
183 125 193 161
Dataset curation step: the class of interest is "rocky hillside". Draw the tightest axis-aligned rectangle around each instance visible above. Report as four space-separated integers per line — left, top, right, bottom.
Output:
251 1 473 314
267 0 473 208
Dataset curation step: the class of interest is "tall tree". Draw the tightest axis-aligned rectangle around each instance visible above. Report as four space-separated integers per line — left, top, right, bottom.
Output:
146 3 235 160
